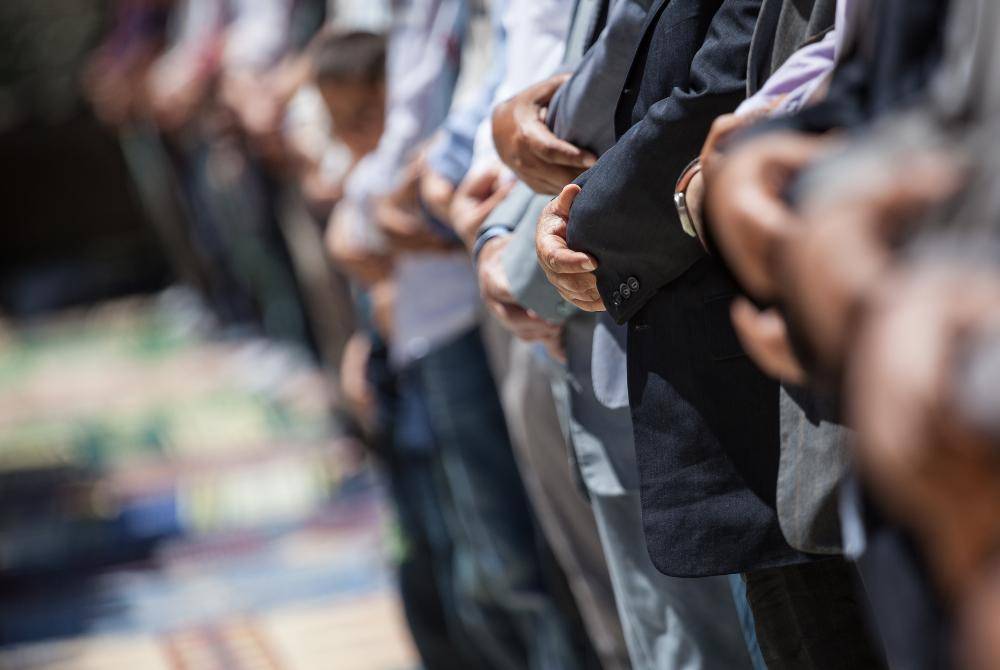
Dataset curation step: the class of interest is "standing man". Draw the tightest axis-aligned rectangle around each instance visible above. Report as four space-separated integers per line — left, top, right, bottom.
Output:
479 0 760 666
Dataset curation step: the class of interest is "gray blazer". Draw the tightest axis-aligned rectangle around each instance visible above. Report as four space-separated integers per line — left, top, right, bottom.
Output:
483 0 656 496
750 0 848 556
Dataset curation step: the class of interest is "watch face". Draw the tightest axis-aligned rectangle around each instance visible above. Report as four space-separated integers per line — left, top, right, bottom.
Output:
674 192 697 237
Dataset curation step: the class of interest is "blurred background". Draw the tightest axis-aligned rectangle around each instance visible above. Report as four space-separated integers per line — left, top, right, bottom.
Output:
0 1 416 668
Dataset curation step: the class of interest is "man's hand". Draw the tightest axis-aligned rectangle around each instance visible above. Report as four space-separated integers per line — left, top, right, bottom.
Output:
492 73 596 194
420 168 457 223
702 131 829 301
699 112 767 174
340 331 376 429
961 562 1000 670
479 236 563 353
147 54 212 132
376 158 457 252
326 202 393 286
778 153 961 376
847 266 1000 598
449 165 514 248
536 185 603 311
730 297 806 384
678 113 764 245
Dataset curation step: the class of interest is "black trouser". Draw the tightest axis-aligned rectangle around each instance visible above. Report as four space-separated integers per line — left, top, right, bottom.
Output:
743 558 888 670
854 497 952 670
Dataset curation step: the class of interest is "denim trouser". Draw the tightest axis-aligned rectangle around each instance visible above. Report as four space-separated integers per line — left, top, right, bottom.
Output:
728 573 769 670
413 327 583 670
373 339 487 669
385 449 487 670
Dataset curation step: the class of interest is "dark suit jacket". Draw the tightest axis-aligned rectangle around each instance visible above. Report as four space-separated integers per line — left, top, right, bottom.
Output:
568 0 762 324
566 0 814 576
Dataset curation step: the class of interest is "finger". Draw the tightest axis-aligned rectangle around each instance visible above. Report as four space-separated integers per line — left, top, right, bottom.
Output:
517 157 591 195
379 210 425 237
559 292 603 309
387 224 452 251
542 335 567 364
549 284 602 306
741 179 800 234
553 286 604 311
568 297 606 312
536 185 594 271
515 324 564 341
523 173 571 196
536 166 594 194
490 300 560 336
525 120 597 168
546 271 598 295
762 133 833 171
480 178 516 211
870 156 963 229
551 183 581 219
392 158 424 203
460 165 503 202
702 113 748 159
455 181 517 247
541 242 598 274
555 286 602 304
531 72 572 105
481 268 516 305
731 299 807 384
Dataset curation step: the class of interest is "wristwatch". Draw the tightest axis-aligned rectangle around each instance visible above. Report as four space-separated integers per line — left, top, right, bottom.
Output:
674 158 702 238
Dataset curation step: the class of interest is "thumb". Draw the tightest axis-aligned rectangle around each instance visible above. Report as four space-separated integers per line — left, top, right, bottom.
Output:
463 180 515 244
534 72 572 105
552 183 581 221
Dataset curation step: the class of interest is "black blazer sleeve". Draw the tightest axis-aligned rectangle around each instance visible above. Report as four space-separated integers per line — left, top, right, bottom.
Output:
566 0 762 324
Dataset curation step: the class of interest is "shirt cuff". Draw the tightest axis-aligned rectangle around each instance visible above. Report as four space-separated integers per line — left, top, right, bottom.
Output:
426 133 473 186
472 225 513 265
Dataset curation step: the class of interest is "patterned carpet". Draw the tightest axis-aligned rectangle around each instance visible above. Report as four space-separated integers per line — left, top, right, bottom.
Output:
0 293 416 670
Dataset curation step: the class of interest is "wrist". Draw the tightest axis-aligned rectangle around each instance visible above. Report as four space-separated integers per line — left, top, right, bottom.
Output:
479 234 507 262
473 225 512 265
674 158 704 241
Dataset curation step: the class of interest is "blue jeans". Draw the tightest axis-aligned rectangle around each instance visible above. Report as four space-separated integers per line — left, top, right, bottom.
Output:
728 574 768 670
414 327 584 670
371 339 486 669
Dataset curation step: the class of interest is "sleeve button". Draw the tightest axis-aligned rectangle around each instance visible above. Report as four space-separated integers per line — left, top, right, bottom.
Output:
627 276 639 291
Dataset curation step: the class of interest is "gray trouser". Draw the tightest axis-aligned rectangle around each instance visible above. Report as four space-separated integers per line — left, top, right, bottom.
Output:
554 316 755 670
590 490 755 670
481 318 631 670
